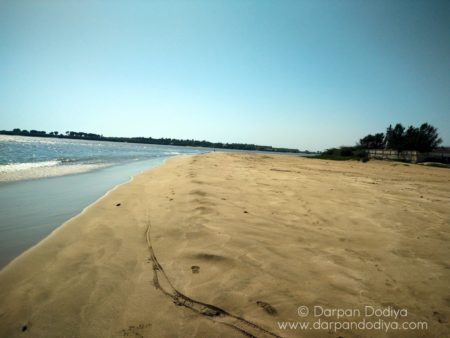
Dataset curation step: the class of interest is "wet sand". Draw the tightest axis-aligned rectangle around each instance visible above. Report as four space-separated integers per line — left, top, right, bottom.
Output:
0 152 449 337
0 157 170 268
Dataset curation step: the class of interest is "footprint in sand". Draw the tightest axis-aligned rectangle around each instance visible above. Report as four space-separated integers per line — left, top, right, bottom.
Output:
433 311 448 324
120 323 152 337
191 265 200 274
146 221 281 338
256 301 277 315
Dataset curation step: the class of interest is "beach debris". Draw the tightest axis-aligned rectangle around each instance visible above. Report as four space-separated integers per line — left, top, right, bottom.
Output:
201 307 222 317
21 324 28 332
191 265 200 274
116 203 121 207
256 301 278 315
172 295 193 307
243 210 248 214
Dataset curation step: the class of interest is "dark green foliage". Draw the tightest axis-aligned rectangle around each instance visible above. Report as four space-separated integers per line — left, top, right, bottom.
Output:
385 123 406 150
404 126 419 150
316 146 369 162
359 133 385 149
361 123 442 152
416 123 442 152
340 146 354 157
29 129 47 136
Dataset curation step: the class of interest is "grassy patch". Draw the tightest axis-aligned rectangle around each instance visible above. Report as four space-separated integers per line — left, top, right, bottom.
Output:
313 146 369 162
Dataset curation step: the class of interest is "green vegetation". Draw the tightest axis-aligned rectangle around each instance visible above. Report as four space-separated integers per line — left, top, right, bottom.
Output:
314 122 443 163
359 123 442 152
359 133 384 149
314 146 369 162
0 128 311 154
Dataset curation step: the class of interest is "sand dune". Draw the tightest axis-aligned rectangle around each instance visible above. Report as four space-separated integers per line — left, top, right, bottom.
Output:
0 152 449 337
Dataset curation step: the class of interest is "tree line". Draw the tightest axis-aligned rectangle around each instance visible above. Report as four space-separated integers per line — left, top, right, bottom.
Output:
359 123 442 152
0 128 309 154
317 122 443 162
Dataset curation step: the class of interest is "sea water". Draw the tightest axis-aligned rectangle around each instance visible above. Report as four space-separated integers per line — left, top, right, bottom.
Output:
0 135 208 267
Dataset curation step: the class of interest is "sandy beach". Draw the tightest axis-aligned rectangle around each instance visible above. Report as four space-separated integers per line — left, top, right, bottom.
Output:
0 152 449 337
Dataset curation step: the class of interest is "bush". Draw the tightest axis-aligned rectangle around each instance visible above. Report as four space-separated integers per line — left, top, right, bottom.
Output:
316 146 369 162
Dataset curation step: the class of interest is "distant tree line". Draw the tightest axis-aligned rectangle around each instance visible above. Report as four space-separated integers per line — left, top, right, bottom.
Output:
316 122 443 162
359 123 442 152
0 128 311 154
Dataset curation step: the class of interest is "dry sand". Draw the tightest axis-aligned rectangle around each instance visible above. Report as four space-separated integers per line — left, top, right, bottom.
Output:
0 152 449 338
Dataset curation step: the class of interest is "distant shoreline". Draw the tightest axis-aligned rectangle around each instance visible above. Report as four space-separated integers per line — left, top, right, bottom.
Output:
0 129 317 154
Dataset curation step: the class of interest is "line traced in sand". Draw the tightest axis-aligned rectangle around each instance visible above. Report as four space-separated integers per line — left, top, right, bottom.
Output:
145 219 282 338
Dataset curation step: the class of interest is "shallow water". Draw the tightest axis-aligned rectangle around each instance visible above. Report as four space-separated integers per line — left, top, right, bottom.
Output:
0 136 208 268
0 135 197 182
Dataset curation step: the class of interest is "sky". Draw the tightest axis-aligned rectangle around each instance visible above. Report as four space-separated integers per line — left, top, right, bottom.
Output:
0 0 449 151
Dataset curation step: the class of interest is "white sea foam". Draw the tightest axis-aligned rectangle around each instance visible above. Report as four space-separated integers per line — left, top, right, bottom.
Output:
0 160 61 173
0 161 109 182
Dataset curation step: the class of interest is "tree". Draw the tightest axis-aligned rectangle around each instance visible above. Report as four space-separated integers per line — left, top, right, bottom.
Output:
384 123 441 152
359 133 385 149
385 123 406 151
404 126 419 150
416 123 442 152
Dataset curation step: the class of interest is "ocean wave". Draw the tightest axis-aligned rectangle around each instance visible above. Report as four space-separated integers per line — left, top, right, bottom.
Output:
0 161 110 182
0 160 61 173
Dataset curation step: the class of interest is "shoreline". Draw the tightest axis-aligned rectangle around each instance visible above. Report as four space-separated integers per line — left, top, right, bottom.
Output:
0 152 448 337
0 155 181 272
0 155 191 269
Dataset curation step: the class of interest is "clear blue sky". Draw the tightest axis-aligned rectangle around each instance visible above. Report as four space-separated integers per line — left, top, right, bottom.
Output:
0 0 449 151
